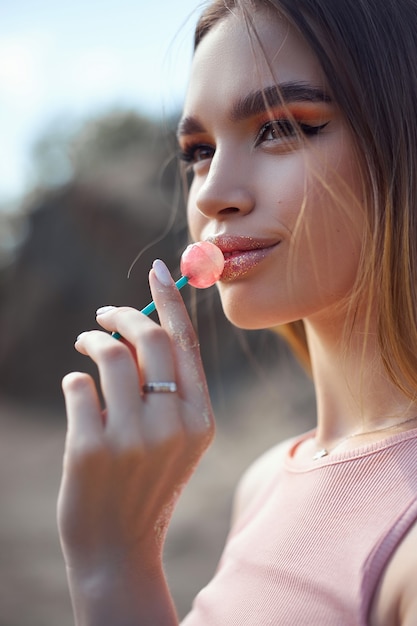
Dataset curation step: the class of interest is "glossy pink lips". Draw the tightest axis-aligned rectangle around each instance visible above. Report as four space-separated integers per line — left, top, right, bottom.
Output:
221 247 272 280
207 235 280 281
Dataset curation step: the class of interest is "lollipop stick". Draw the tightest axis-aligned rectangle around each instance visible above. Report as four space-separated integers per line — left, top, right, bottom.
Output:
112 275 189 340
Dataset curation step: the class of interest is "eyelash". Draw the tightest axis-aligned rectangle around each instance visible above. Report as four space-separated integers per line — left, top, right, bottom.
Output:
179 143 215 166
256 119 329 144
178 119 329 167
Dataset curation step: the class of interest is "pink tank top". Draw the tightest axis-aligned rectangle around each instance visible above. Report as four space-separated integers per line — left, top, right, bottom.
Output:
181 428 417 625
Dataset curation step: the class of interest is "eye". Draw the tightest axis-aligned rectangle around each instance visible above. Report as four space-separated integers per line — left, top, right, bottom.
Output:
178 143 215 168
256 119 329 145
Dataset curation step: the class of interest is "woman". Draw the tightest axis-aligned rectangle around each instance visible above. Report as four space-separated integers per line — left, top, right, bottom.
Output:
58 0 417 623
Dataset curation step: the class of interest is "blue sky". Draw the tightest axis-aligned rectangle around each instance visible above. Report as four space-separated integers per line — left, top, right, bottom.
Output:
0 0 203 204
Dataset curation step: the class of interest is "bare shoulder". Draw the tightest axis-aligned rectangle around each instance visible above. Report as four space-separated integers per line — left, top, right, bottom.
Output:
370 518 417 626
230 437 293 527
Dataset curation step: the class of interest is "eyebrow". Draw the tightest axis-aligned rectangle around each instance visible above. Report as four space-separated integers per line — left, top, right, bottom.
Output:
177 82 331 138
231 82 331 121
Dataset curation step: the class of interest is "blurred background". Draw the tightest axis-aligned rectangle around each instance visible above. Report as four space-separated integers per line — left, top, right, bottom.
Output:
0 1 315 624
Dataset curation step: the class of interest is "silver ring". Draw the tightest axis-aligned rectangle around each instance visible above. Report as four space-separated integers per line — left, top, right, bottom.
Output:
142 382 177 394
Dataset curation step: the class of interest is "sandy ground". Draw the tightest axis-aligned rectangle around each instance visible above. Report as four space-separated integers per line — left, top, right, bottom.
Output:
0 357 314 626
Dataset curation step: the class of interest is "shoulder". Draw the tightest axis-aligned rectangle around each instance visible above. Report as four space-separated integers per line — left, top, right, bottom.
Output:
230 437 294 528
370 518 417 626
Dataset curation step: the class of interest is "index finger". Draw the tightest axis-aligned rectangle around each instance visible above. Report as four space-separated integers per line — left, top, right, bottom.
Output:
149 260 212 412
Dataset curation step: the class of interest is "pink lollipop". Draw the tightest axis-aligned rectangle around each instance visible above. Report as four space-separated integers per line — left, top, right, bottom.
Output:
112 242 224 337
180 241 225 288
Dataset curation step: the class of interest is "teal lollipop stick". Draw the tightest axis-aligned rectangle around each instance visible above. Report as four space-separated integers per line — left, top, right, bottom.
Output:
112 275 189 340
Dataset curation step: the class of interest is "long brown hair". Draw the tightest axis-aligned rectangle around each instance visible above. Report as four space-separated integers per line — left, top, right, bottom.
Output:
193 0 417 398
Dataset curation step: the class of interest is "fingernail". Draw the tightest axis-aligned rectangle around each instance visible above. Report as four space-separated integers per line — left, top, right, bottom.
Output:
152 259 174 287
96 305 116 316
75 332 87 343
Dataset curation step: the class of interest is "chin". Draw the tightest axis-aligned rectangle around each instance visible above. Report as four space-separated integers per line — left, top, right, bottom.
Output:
222 304 283 331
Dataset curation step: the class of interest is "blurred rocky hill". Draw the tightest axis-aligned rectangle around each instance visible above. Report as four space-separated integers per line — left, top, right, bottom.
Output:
0 109 287 410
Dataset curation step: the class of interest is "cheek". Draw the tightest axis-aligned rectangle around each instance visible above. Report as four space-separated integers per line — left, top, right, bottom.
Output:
265 161 306 228
313 152 365 243
294 156 365 291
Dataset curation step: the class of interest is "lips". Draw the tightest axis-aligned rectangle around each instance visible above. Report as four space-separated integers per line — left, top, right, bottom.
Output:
206 235 280 281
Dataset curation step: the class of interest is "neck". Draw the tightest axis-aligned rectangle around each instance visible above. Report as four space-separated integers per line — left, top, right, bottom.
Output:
304 307 417 449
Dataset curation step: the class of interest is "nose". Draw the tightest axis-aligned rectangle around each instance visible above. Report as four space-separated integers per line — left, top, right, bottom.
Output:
194 150 255 220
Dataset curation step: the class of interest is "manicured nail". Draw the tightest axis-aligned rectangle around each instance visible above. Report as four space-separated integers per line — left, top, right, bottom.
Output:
152 259 174 286
96 305 116 316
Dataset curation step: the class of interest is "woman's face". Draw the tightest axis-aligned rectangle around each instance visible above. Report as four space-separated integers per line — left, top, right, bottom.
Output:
179 8 365 330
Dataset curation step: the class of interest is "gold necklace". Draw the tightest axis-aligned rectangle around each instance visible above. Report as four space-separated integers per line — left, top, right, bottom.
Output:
313 414 417 461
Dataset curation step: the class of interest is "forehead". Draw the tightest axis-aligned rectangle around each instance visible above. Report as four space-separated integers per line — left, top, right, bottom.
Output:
183 9 326 115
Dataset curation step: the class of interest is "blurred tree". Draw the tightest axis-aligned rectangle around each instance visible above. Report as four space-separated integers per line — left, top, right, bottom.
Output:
29 109 178 193
72 110 160 168
30 116 78 190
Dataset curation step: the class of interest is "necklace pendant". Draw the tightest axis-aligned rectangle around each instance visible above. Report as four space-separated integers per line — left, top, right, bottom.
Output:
313 448 329 461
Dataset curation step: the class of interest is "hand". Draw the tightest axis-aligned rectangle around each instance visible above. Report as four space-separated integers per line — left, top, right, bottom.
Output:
57 260 215 589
